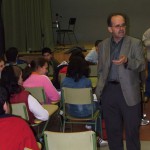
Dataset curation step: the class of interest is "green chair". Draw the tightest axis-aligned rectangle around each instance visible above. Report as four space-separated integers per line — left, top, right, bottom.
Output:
44 131 97 150
88 65 98 88
11 103 58 139
61 87 102 138
17 63 28 70
89 65 98 77
25 87 46 104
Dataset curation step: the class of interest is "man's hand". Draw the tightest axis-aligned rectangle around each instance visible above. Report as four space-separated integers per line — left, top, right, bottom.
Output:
112 55 128 65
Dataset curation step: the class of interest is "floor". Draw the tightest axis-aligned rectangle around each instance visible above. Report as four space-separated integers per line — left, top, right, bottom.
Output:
140 101 150 141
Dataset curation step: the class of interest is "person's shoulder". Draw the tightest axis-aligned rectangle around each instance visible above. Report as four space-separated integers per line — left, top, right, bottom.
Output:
40 74 51 81
1 116 28 126
125 36 141 43
143 28 150 35
101 38 111 45
88 49 96 53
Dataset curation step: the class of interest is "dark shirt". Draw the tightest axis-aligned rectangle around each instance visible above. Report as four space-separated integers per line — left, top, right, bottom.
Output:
108 37 123 82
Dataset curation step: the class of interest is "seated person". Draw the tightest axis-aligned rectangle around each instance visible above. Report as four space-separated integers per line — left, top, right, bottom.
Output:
1 65 49 124
142 28 150 100
23 57 60 104
85 40 101 65
0 85 40 150
53 47 86 90
61 56 94 117
5 47 27 66
0 57 5 78
42 47 59 78
61 56 107 146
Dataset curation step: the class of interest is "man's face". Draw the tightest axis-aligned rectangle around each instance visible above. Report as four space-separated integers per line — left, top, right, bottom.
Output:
43 52 52 61
108 15 126 42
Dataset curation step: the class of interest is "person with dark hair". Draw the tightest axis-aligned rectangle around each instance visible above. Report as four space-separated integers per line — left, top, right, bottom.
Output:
42 47 59 78
59 48 85 75
85 40 102 64
23 57 60 104
5 47 27 66
0 85 40 150
52 46 86 89
1 65 49 124
95 13 145 150
61 56 108 146
64 46 86 54
5 47 18 65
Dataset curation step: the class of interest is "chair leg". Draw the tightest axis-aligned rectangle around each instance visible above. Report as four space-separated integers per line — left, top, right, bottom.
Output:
73 32 78 43
99 116 103 139
63 120 65 132
67 32 71 44
59 115 64 132
38 119 50 139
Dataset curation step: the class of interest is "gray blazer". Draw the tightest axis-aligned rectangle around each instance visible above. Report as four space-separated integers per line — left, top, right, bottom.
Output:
95 35 145 106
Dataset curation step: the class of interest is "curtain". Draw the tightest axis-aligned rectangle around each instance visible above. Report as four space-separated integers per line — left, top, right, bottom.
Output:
0 0 5 56
2 0 54 52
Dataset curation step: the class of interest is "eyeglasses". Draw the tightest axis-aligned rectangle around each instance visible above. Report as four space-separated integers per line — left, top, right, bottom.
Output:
111 23 126 29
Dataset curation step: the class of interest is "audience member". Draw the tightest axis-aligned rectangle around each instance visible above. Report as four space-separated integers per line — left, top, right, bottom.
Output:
95 13 145 150
0 57 5 78
142 28 150 101
0 65 49 124
140 28 150 126
42 47 59 77
23 57 60 104
85 40 101 64
0 85 40 150
64 46 86 54
5 47 27 66
52 46 85 89
61 56 108 147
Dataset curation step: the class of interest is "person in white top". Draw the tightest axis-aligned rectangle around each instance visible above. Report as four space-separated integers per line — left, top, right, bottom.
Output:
85 40 101 64
0 65 49 123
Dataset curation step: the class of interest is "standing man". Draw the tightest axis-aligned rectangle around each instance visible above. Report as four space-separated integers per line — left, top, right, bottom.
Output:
95 13 145 150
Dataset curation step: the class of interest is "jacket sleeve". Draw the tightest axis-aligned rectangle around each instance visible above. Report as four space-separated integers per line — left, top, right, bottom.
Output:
126 40 145 72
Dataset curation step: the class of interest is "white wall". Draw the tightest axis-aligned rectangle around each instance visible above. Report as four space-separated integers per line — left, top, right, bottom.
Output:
51 0 150 43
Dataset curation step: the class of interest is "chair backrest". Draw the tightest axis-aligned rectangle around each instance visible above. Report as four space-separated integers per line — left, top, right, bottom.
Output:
17 63 28 70
68 18 76 30
89 65 98 77
62 87 93 105
44 131 97 150
25 87 46 103
58 73 66 84
11 103 29 121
